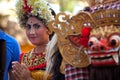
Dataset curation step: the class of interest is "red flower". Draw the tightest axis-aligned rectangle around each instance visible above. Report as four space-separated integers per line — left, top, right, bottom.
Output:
22 0 32 13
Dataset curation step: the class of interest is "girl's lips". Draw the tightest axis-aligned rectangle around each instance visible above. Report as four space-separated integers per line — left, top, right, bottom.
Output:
29 37 37 41
29 36 37 39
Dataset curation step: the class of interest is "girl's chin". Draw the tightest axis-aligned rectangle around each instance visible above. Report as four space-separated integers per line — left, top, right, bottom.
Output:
30 41 38 44
31 42 38 45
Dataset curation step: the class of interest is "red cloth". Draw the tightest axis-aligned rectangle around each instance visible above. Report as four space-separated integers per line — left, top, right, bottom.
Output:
65 63 89 80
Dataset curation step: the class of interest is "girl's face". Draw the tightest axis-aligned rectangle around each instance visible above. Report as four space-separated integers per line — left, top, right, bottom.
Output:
25 17 49 46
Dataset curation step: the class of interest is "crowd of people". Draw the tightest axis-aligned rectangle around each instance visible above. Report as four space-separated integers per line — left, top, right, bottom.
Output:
0 0 120 80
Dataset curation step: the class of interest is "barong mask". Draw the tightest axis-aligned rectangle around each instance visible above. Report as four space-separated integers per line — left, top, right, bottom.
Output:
48 0 120 67
87 0 120 66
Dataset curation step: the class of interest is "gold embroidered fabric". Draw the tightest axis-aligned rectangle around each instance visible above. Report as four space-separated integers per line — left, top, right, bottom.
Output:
31 70 50 80
20 49 46 70
20 49 48 80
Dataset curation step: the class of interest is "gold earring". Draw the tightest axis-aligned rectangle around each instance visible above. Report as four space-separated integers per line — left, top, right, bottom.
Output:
47 30 51 35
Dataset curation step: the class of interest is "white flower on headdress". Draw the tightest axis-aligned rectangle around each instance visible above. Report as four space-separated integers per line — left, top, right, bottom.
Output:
16 0 54 25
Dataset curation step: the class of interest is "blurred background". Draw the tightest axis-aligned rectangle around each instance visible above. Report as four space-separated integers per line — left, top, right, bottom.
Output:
0 0 88 52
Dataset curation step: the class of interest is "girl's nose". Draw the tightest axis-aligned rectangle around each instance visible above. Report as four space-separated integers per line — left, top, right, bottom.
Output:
29 27 35 34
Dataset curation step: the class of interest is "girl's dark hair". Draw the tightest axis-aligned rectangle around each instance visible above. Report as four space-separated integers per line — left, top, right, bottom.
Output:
49 8 56 40
49 8 56 18
50 50 65 80
47 3 56 17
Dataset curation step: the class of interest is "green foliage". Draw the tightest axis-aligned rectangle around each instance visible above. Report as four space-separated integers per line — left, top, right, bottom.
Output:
58 0 76 12
0 0 11 2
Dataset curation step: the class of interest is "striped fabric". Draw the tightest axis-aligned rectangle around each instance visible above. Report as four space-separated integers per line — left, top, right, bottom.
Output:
65 63 89 80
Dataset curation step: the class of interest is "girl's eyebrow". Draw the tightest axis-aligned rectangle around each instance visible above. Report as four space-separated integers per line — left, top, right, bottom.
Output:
33 23 40 26
26 24 31 27
26 22 38 25
26 21 43 26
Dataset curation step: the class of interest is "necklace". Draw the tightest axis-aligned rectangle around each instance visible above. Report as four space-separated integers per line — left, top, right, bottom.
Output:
33 47 46 55
21 49 46 71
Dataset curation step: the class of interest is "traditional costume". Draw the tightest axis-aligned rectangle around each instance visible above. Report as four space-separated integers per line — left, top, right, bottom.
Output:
16 0 54 79
20 50 48 80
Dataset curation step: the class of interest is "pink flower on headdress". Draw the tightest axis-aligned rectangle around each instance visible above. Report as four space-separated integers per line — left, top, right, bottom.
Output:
22 0 32 13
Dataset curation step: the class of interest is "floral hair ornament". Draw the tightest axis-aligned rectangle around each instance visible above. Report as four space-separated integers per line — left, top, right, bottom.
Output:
16 0 54 27
22 0 32 13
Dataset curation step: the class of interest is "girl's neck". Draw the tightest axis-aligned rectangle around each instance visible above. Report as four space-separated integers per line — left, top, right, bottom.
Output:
33 44 46 54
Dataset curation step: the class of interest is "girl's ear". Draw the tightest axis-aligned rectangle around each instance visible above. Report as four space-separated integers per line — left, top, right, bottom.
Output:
46 30 50 35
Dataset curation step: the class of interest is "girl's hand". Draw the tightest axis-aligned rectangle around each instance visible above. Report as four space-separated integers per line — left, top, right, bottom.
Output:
12 61 34 80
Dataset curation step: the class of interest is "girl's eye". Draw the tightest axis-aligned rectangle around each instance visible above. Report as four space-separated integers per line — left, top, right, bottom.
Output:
88 37 98 47
33 24 40 29
25 24 31 30
109 35 120 47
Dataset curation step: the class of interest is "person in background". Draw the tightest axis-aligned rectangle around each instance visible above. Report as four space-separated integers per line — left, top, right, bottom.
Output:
0 26 20 80
12 0 55 80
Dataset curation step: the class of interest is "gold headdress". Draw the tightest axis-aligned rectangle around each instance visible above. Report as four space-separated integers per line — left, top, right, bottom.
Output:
16 0 54 27
87 0 120 27
87 0 119 7
48 0 120 67
48 12 94 67
86 0 120 36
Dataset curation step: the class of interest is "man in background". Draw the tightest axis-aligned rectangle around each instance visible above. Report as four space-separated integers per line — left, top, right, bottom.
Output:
0 14 20 80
